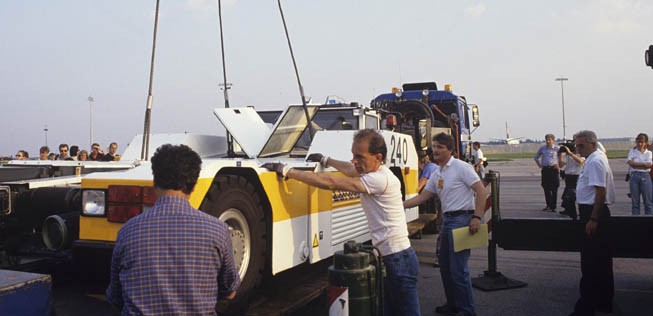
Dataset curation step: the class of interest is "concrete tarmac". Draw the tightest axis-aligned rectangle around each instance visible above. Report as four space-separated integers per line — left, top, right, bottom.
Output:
413 158 653 316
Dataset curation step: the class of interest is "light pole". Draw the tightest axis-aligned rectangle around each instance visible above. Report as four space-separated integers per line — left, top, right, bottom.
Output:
88 96 94 148
555 77 568 141
43 124 48 146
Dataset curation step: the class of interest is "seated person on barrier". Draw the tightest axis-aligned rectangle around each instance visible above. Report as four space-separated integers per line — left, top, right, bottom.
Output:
39 146 50 160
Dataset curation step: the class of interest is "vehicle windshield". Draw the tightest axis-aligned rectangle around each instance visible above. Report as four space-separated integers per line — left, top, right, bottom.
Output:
258 106 319 157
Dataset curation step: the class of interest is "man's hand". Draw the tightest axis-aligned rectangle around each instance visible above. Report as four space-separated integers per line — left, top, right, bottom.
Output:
469 216 481 234
306 153 328 167
225 291 237 300
585 219 598 237
261 163 292 178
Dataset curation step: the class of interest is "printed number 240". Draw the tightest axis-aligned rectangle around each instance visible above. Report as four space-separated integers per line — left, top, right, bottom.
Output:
389 135 409 165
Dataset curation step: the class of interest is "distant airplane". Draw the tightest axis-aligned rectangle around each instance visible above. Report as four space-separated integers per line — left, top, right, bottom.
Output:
489 121 525 145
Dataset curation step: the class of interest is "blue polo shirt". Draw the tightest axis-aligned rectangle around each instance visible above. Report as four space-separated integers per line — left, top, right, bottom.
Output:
534 145 559 167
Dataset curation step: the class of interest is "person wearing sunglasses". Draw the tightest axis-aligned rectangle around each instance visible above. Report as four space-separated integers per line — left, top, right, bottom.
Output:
15 150 29 160
568 130 615 316
56 143 70 160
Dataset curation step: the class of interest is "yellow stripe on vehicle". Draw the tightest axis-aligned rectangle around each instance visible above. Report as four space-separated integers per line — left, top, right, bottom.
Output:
79 216 123 241
404 169 418 195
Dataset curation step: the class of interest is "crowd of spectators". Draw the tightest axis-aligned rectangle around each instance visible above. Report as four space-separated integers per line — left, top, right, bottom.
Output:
12 142 121 161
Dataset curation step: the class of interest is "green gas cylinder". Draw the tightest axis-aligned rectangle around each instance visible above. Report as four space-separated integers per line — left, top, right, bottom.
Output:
328 241 378 316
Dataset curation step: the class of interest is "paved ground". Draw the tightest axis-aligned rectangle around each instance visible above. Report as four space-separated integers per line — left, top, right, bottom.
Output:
412 158 653 316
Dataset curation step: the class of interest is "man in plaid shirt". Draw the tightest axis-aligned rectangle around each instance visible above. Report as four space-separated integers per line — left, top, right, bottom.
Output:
106 144 240 315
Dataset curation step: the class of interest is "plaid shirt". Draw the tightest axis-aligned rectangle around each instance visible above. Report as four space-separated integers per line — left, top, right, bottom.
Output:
106 195 240 315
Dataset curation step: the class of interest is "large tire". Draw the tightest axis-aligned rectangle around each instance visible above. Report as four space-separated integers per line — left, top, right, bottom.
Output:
199 175 267 315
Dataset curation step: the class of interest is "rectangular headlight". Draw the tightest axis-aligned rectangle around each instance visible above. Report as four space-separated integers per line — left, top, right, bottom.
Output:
82 190 106 216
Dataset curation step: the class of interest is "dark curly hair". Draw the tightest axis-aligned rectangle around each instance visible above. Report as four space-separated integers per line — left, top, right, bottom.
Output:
432 132 455 151
354 129 387 163
151 144 202 194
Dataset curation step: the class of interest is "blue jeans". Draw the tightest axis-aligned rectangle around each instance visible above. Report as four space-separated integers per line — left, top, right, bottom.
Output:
383 247 421 316
439 213 475 315
629 172 653 215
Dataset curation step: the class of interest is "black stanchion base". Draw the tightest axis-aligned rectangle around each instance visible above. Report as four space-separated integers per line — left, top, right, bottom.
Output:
471 270 527 291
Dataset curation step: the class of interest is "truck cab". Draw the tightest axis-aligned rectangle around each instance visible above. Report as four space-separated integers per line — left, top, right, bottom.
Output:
371 82 480 161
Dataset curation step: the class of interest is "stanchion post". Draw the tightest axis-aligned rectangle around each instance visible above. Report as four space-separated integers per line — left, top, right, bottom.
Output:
472 170 527 291
487 171 499 274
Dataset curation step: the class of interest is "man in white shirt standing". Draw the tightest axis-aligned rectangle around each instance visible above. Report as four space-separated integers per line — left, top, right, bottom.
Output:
471 142 485 180
559 138 585 220
404 133 487 316
263 129 420 316
569 130 615 316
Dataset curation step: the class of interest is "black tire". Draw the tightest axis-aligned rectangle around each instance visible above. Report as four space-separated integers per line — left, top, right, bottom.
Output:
199 175 267 315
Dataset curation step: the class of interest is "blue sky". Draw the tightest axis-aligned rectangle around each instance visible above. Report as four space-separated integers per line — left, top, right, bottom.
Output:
2 0 652 156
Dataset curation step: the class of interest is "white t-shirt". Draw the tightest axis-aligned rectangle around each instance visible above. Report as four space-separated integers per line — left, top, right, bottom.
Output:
576 150 615 205
564 154 583 175
626 148 652 173
473 148 485 173
424 157 480 212
359 165 410 256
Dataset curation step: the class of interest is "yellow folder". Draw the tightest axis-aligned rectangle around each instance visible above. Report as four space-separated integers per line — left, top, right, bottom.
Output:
452 224 489 252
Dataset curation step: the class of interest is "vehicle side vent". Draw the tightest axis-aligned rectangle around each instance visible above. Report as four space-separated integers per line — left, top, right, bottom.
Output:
331 205 368 245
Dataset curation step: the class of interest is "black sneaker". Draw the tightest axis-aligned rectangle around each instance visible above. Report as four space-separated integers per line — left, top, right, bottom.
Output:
435 304 457 315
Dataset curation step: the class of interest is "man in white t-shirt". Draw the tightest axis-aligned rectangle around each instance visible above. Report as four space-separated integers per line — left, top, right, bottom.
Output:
404 133 487 316
472 142 485 180
559 138 585 220
569 130 615 316
262 129 420 316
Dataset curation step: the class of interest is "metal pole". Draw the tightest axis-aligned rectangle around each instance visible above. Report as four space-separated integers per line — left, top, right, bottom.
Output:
471 171 527 291
488 171 499 273
218 0 235 157
88 96 94 148
277 0 315 140
44 124 48 147
140 0 161 161
555 77 568 141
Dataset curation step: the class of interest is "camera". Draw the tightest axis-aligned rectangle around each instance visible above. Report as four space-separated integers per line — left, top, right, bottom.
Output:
558 141 575 153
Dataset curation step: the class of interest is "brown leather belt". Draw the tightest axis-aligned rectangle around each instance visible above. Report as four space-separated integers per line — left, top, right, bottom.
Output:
443 210 474 217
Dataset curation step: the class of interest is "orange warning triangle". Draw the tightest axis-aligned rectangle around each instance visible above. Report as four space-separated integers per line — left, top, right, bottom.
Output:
312 234 319 248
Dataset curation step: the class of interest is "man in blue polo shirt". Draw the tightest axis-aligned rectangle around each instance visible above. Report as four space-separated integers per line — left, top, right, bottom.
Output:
534 134 561 212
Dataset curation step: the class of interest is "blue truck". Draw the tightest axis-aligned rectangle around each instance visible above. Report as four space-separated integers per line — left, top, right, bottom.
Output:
371 81 480 161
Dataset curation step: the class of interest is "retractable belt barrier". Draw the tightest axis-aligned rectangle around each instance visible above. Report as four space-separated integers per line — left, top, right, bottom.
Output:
471 170 527 291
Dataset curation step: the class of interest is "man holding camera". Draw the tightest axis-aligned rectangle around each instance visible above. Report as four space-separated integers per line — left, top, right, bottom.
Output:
534 134 560 212
559 137 585 220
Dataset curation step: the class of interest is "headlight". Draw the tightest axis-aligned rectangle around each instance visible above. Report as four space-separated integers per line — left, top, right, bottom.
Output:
82 190 105 215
